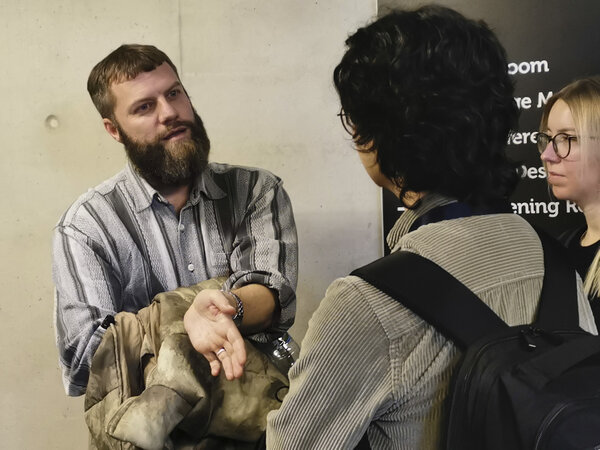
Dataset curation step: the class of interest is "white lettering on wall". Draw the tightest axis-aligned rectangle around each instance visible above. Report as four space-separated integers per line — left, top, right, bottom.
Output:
508 131 538 145
519 165 547 179
566 200 583 213
511 198 559 218
515 96 532 109
514 92 553 110
508 60 550 75
537 91 553 108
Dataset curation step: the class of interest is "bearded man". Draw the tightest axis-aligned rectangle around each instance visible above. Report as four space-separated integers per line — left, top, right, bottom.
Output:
52 44 298 396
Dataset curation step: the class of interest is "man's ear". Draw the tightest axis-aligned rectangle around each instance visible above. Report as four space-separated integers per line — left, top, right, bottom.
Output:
103 118 122 143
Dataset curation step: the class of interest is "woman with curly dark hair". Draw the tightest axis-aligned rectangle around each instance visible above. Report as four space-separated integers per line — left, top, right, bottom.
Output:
266 5 596 449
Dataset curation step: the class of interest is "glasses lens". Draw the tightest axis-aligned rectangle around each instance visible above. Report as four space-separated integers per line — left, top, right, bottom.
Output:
536 133 549 153
554 133 570 158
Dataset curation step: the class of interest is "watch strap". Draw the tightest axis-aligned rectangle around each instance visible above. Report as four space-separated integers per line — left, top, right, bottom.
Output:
222 290 244 327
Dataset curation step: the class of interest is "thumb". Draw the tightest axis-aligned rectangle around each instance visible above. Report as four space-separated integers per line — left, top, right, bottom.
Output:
217 290 238 315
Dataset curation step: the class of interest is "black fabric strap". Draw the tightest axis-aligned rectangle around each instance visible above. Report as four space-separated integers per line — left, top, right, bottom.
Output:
352 251 504 348
516 334 600 390
534 229 579 330
351 229 579 349
408 201 512 232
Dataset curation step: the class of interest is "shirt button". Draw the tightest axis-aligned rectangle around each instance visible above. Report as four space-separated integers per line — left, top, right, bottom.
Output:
187 263 195 272
178 224 185 232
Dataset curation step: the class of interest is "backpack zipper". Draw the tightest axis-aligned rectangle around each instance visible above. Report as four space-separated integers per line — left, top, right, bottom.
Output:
445 333 519 446
533 397 600 449
533 402 569 449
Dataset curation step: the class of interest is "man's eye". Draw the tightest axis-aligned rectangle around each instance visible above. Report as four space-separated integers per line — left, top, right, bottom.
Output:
135 103 151 114
168 89 180 98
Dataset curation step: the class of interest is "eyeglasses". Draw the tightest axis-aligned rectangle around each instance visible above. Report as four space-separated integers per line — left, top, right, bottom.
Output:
536 132 578 159
337 109 354 136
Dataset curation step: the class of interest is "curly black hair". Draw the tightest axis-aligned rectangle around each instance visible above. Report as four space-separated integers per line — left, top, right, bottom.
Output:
333 4 520 206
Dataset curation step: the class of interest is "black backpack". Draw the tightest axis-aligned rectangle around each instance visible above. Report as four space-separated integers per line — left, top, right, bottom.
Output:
352 231 600 450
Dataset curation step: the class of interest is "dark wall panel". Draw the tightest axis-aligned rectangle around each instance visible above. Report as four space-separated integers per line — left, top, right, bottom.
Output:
379 0 600 246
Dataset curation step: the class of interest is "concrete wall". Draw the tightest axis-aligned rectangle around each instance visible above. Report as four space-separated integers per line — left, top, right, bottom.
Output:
0 1 377 447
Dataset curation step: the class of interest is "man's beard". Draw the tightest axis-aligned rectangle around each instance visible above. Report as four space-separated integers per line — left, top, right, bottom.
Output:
119 111 210 193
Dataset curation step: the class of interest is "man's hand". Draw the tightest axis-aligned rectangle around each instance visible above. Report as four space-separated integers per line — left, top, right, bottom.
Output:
183 289 247 380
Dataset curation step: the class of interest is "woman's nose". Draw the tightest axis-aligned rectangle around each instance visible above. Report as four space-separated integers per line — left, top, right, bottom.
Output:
540 143 560 163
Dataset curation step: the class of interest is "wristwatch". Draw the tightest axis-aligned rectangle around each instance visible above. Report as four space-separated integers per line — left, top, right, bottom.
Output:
223 290 244 327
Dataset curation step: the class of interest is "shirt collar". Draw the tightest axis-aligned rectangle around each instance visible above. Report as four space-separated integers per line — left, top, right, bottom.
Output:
124 162 227 213
124 163 156 212
386 193 457 252
191 164 227 204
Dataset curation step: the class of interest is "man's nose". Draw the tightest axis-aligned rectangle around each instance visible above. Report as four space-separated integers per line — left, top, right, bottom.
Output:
157 97 178 124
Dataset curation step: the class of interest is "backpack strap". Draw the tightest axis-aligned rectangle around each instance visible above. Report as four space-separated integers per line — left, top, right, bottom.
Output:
351 229 579 349
534 229 579 330
351 251 506 349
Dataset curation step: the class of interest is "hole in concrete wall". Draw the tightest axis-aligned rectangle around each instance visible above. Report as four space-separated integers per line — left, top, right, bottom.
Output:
45 114 60 130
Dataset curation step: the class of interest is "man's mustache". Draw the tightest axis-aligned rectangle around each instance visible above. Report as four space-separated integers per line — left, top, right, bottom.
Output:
156 120 195 141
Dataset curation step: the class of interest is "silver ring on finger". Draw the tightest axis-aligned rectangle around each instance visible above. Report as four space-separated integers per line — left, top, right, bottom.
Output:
216 348 226 356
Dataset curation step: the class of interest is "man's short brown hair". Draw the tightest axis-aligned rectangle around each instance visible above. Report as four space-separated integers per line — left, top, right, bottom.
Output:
87 44 179 119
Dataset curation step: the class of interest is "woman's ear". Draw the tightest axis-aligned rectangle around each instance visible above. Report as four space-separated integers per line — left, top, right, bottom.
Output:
401 190 425 208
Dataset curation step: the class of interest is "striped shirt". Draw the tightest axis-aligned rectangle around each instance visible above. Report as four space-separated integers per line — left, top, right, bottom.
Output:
52 162 298 396
266 193 596 449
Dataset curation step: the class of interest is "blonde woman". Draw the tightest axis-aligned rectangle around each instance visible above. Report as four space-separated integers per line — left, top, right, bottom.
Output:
539 76 600 321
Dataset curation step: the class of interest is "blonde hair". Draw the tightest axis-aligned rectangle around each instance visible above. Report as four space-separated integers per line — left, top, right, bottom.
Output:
540 77 600 297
